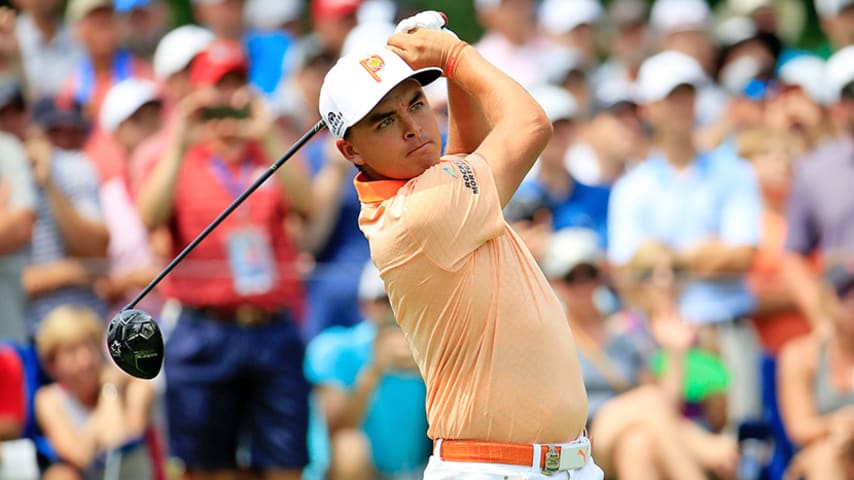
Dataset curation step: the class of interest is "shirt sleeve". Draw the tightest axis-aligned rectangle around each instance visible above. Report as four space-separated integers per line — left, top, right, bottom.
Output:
0 135 36 212
304 330 355 389
402 154 506 271
784 163 818 254
607 173 647 265
55 153 103 220
719 162 761 246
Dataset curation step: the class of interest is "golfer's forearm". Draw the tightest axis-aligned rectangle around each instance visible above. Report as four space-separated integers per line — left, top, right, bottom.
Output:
445 70 489 156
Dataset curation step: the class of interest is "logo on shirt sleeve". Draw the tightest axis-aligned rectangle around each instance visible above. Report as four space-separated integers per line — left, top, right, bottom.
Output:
452 160 479 194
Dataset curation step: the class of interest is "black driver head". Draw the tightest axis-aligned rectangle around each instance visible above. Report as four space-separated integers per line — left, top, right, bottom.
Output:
106 309 164 380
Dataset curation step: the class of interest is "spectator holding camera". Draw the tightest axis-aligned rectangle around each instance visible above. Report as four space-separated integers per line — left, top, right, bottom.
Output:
137 39 311 480
305 261 430 480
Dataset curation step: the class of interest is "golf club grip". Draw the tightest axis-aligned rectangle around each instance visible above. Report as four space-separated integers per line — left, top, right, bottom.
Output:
124 119 327 311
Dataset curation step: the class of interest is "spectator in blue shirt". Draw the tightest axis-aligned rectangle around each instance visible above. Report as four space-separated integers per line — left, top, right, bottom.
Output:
608 51 762 427
505 85 611 254
304 261 430 480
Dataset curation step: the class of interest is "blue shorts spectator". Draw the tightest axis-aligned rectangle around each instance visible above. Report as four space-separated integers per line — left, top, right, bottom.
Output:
164 307 310 470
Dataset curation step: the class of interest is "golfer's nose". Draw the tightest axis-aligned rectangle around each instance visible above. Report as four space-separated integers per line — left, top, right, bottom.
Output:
401 114 421 139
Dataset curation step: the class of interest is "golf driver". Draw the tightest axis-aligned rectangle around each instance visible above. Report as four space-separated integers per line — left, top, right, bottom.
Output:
107 119 327 379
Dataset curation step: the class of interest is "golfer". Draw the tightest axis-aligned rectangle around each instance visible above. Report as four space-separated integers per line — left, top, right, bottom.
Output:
319 12 602 479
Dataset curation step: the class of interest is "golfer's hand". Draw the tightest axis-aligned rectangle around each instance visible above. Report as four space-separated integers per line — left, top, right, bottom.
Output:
386 28 460 72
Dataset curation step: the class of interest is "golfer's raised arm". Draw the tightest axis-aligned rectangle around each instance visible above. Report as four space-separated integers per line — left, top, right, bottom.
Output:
387 30 551 207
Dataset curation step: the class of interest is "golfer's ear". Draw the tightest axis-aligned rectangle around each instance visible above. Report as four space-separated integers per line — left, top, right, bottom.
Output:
337 138 365 166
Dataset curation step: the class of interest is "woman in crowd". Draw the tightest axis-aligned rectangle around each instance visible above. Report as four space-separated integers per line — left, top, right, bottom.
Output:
542 228 737 480
34 305 155 480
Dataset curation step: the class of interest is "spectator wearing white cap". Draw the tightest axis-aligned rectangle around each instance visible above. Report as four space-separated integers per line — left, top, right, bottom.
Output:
244 0 303 96
505 85 611 257
473 0 562 89
592 0 650 91
763 55 833 157
304 260 430 479
566 79 645 187
538 0 603 69
611 50 763 428
649 0 716 76
782 45 854 331
94 78 163 318
13 0 85 98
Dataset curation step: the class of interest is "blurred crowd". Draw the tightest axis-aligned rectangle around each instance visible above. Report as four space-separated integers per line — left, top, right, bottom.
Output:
0 0 853 479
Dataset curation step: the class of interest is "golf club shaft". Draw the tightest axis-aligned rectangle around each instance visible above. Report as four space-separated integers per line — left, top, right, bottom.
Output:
124 119 327 311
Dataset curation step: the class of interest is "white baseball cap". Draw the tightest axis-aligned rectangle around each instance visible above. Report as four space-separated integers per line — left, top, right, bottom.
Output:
635 50 707 103
100 78 160 133
529 84 577 123
826 45 854 103
650 0 710 34
319 50 442 138
538 0 603 35
541 228 602 279
358 261 387 301
153 25 216 80
779 55 829 104
245 0 302 30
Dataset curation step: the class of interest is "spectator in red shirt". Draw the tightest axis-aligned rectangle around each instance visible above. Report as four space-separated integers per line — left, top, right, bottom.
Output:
136 39 311 480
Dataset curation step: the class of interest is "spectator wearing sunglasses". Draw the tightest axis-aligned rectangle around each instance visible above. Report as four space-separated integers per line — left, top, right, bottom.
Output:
541 228 738 480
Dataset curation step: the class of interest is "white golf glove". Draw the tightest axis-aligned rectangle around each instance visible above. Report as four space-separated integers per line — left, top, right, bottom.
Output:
395 10 459 39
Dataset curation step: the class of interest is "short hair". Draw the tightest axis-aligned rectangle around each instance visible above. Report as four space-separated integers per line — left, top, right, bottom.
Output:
36 306 104 365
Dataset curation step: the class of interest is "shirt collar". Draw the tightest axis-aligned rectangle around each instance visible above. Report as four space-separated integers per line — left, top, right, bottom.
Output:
353 172 407 203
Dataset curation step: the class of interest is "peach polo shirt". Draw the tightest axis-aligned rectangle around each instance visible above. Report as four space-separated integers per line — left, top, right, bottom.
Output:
354 153 588 443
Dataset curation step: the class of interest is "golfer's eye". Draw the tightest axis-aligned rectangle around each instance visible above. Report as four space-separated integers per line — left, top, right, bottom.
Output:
378 117 394 129
410 101 424 111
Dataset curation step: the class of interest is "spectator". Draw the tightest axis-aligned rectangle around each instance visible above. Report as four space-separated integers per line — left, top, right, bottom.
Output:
0 128 37 343
94 78 163 318
537 0 603 70
566 81 645 186
0 345 26 441
130 24 215 191
474 0 560 90
778 259 854 480
191 0 244 41
310 0 360 57
12 0 85 98
305 261 430 480
769 54 833 156
243 0 303 96
618 240 731 431
542 228 738 480
115 0 170 63
21 96 108 339
815 0 854 50
783 46 854 331
609 51 763 427
34 305 155 479
504 84 611 254
59 0 153 119
592 0 650 88
739 127 811 356
136 39 311 479
0 75 28 141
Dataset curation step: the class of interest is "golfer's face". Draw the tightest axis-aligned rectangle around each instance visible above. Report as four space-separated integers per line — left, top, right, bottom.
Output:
345 80 442 180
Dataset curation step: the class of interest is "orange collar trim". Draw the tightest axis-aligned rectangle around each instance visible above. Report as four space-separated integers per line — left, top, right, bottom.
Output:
353 172 408 203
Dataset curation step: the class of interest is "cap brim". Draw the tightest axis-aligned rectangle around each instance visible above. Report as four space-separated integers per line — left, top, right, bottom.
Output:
343 67 442 134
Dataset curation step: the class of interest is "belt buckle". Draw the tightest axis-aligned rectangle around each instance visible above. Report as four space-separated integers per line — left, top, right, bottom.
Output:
236 305 261 327
543 445 560 475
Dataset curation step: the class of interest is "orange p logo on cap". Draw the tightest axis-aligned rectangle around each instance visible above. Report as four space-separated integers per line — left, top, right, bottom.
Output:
359 55 386 83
